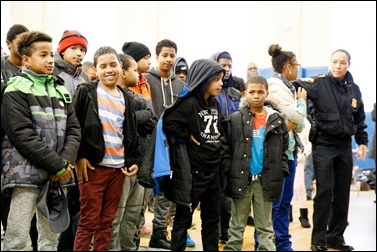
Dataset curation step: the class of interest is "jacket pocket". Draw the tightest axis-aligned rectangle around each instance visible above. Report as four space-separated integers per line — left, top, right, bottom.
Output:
316 112 342 135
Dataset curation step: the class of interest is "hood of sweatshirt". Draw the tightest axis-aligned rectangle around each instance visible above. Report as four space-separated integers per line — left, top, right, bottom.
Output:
209 51 234 88
186 59 225 99
173 57 189 74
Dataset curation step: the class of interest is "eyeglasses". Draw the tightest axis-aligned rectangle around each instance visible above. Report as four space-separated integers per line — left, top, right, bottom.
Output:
291 63 301 68
248 67 258 70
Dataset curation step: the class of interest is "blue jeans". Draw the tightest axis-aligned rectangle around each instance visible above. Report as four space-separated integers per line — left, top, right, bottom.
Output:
272 157 297 251
304 153 314 198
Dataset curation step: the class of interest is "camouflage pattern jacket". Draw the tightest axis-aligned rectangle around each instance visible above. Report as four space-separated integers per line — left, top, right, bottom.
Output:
1 69 81 193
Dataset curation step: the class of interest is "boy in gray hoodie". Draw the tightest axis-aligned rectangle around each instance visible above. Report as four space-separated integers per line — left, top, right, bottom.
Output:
144 39 185 250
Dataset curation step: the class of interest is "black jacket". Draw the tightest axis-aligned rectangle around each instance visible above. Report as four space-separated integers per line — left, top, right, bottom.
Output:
122 87 157 153
292 72 368 146
73 82 142 167
161 59 225 207
221 105 289 201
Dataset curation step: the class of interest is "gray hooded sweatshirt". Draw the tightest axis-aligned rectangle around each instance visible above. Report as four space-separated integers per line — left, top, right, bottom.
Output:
144 67 186 118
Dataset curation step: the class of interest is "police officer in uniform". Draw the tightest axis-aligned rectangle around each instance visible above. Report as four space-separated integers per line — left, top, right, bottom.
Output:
292 49 368 251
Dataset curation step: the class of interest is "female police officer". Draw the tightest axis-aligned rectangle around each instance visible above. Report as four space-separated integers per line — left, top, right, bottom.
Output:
293 49 368 251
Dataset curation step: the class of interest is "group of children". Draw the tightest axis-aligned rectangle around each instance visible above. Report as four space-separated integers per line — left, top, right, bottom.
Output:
0 24 287 251
1 24 368 252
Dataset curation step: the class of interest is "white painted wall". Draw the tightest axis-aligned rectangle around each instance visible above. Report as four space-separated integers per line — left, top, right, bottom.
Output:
1 1 375 110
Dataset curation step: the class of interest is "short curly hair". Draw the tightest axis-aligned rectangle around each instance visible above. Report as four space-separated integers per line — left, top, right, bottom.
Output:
17 31 52 57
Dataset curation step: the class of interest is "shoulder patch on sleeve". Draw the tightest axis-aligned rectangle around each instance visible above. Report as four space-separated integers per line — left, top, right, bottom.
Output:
300 74 326 84
314 74 326 78
300 77 315 84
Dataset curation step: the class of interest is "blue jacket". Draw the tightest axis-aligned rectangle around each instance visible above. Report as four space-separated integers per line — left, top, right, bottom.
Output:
138 86 190 195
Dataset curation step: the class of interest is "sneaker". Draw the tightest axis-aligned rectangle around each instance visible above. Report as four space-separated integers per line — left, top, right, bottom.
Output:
186 233 196 247
149 235 171 250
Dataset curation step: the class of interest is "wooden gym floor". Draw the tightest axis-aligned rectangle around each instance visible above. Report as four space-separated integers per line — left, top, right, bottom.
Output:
139 189 376 251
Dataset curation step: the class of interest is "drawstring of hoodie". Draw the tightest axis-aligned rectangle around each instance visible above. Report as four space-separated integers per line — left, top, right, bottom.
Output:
161 78 174 107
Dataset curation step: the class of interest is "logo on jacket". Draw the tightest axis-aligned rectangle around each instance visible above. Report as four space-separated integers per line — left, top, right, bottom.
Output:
351 98 357 109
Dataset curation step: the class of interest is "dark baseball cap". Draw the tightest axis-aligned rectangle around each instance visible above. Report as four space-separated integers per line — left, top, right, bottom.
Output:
37 181 70 233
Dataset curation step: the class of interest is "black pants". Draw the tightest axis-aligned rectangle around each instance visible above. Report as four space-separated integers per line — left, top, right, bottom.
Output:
57 175 81 251
219 169 231 236
171 170 220 251
311 135 353 246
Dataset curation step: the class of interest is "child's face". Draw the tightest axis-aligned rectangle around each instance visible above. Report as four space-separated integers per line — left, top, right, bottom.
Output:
7 32 27 58
175 70 187 81
137 55 151 74
245 83 268 109
218 58 232 81
121 59 139 87
95 53 122 88
205 72 224 97
23 41 54 75
156 47 176 72
87 68 98 82
62 45 86 68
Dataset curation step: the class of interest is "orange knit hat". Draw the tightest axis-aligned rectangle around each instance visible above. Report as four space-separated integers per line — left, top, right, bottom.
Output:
58 30 88 54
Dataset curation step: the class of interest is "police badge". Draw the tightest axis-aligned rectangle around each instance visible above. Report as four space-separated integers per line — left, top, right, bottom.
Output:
351 98 357 109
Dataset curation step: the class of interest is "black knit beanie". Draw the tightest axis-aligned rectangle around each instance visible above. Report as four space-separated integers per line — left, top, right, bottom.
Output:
122 41 151 62
175 61 188 72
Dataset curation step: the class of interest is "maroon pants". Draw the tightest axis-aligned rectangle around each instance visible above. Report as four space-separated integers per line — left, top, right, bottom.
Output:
74 166 124 251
